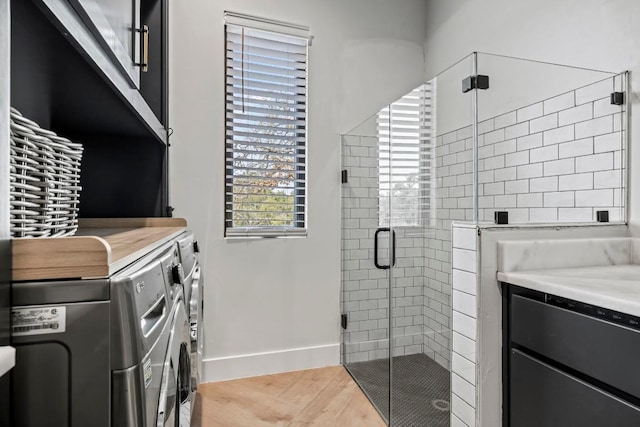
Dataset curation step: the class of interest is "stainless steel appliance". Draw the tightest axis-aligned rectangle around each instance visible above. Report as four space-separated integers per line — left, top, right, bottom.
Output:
177 231 204 403
10 236 193 427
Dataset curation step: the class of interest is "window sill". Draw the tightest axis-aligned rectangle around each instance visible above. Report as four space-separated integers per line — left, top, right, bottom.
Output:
225 228 308 239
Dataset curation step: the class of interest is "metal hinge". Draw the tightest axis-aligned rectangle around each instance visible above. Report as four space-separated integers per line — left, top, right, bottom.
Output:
462 75 490 93
341 314 348 329
611 92 624 105
341 169 348 184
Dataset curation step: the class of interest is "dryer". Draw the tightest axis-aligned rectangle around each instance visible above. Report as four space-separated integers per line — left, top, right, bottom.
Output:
10 238 193 427
177 231 204 401
111 240 191 427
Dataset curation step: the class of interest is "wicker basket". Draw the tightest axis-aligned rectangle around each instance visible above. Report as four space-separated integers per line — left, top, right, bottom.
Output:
9 108 84 238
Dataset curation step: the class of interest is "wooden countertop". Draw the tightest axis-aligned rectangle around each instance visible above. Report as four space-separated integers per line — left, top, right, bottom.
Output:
12 218 187 281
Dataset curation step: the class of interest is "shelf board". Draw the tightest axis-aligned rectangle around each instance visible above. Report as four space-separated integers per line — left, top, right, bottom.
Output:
12 218 187 281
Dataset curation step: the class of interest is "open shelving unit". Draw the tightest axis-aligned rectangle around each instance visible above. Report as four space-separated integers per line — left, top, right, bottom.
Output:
2 0 174 278
0 1 173 420
8 0 170 220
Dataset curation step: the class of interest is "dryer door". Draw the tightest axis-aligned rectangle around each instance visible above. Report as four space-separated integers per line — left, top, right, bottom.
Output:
189 264 203 391
156 301 191 427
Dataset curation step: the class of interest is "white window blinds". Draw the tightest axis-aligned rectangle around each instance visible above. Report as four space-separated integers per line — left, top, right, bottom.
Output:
224 14 308 237
378 83 433 227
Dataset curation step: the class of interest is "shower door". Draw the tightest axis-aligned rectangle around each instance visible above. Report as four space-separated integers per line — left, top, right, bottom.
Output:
341 55 475 426
386 82 454 427
341 112 392 423
341 82 449 425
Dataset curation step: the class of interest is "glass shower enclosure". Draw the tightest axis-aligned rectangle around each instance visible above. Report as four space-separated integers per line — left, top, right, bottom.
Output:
340 52 627 427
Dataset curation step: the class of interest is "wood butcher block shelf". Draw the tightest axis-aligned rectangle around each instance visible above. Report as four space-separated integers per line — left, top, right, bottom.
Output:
12 218 187 281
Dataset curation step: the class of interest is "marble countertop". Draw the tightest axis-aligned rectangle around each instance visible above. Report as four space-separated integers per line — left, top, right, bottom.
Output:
498 265 640 317
0 346 15 378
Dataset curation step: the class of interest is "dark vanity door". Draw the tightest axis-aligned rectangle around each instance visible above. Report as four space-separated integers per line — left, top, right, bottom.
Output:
503 284 640 427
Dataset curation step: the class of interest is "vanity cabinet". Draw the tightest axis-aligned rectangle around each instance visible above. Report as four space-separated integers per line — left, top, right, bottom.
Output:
503 285 640 427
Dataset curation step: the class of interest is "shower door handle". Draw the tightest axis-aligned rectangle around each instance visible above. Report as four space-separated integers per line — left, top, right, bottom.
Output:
374 227 396 270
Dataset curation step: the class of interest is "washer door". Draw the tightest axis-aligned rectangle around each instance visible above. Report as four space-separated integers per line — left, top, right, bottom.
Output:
157 302 191 427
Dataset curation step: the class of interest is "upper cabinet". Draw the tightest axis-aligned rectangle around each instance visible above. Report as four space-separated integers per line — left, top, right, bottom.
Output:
6 0 171 218
15 0 168 135
69 0 143 89
139 0 168 125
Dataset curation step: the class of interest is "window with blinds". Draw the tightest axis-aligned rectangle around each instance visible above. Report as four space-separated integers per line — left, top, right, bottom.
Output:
224 13 308 237
378 83 433 227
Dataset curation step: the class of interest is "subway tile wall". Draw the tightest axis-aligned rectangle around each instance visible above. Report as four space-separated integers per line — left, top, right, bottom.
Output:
436 76 625 225
451 224 478 427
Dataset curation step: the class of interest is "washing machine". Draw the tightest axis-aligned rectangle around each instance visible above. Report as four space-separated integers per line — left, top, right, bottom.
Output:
177 231 204 402
112 240 192 427
10 238 192 427
153 286 191 427
157 240 192 426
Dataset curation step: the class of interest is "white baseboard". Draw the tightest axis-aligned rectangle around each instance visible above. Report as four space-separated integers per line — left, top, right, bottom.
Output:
201 343 340 383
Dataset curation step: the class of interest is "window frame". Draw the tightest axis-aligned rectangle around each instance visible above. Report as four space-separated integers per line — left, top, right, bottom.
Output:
223 12 310 238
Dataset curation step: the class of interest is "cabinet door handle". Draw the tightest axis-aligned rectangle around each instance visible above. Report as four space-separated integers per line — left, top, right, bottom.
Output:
136 25 149 72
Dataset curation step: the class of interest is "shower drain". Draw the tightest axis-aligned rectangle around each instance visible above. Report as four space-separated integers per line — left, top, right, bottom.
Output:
431 399 450 412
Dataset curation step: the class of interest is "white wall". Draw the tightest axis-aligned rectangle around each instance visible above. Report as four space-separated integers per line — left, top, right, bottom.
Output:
424 0 640 227
169 0 428 381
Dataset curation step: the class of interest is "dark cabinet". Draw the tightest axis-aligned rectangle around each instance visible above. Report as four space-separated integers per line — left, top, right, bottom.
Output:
510 349 640 427
140 0 168 125
67 0 169 124
503 285 640 427
9 0 170 218
69 0 142 88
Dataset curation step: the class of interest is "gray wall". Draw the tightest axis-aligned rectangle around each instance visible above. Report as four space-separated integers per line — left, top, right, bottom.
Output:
170 0 430 381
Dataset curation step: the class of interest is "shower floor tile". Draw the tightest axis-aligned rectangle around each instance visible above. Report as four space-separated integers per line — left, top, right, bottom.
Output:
345 353 450 427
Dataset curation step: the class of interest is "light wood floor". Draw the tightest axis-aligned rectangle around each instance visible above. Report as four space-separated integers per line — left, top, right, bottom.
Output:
191 366 386 426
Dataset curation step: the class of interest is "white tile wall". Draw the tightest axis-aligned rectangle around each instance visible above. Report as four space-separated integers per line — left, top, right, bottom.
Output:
433 77 625 225
517 102 543 123
544 92 574 114
543 125 575 146
558 138 593 158
452 394 475 427
575 115 613 139
530 113 558 133
451 224 478 427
